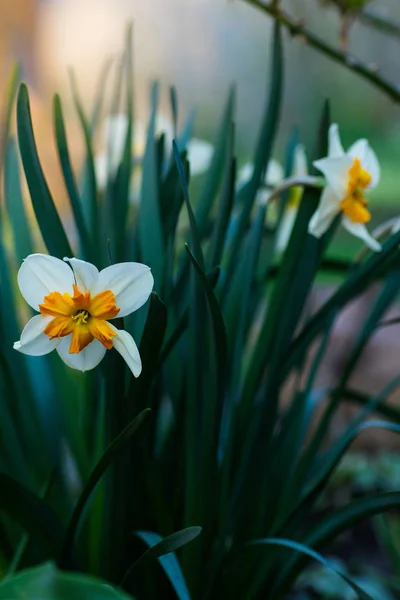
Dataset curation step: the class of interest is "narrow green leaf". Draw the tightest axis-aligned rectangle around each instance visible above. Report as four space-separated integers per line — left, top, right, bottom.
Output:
135 530 191 600
224 23 282 279
251 538 374 599
111 24 134 261
89 58 113 134
60 409 151 566
275 491 400 595
16 83 72 257
173 141 205 270
121 527 201 585
69 70 98 236
53 94 92 260
206 121 236 269
195 86 235 234
4 137 33 262
138 83 164 288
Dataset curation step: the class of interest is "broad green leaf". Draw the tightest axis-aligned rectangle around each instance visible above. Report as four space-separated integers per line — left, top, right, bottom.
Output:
0 563 133 599
60 409 150 566
16 83 72 257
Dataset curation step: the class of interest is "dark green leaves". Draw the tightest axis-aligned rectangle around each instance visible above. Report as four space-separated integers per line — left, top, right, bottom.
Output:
16 83 72 258
0 563 133 599
0 474 63 559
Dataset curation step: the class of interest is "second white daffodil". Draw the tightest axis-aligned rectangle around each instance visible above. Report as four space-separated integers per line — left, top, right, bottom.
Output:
308 123 381 252
14 254 153 376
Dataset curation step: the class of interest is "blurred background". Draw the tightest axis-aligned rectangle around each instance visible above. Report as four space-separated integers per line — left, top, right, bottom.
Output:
3 0 400 200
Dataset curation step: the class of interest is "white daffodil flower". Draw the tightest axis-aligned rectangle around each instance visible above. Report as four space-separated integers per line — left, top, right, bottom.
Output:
95 114 130 191
237 158 284 204
308 123 381 252
95 113 214 198
275 144 308 253
14 254 154 376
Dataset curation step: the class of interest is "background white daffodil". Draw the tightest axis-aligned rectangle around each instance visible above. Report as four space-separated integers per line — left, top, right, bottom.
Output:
95 113 214 201
308 123 381 251
237 158 284 204
14 254 153 376
275 144 308 254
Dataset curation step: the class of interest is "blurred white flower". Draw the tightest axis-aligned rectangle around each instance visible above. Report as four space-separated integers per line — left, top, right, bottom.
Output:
237 158 284 204
275 144 308 254
95 113 214 201
14 254 153 376
309 123 381 252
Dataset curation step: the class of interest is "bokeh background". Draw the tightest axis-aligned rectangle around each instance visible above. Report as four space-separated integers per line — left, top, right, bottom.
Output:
3 0 400 206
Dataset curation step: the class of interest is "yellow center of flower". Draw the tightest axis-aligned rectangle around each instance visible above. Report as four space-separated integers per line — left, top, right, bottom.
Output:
340 157 372 223
39 284 120 354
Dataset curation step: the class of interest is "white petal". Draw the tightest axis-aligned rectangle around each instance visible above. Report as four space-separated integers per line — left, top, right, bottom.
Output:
265 159 284 187
109 325 142 377
92 263 154 318
293 144 308 177
63 258 99 293
14 315 59 356
56 337 107 371
363 146 380 188
392 218 400 235
255 189 269 206
18 254 75 311
328 124 345 158
276 207 298 253
155 114 174 152
237 162 254 184
104 114 129 163
347 139 368 164
187 138 214 175
342 217 382 252
94 154 108 191
308 187 341 238
313 156 352 199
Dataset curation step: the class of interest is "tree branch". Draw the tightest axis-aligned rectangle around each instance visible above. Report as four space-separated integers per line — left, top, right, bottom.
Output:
243 0 400 104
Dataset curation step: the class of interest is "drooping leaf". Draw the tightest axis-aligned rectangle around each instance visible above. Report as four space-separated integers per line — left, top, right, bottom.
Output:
121 527 201 586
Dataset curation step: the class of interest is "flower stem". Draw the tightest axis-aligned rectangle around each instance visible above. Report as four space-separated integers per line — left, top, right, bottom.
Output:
262 175 324 204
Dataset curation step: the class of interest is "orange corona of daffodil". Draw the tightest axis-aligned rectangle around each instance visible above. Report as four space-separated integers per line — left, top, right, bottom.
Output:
308 123 381 252
14 254 154 375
